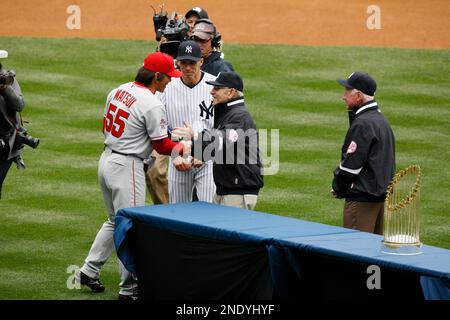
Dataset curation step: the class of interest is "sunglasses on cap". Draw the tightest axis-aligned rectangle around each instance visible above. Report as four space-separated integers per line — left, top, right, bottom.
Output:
191 36 212 43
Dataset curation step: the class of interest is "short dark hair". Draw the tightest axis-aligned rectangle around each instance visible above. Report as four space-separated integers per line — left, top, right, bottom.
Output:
134 67 156 86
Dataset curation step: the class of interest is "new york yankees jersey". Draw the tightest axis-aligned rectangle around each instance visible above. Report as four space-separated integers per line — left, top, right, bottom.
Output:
158 72 217 204
103 82 168 160
158 72 216 133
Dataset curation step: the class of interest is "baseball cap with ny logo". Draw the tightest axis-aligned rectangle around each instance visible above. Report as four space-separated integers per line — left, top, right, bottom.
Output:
176 40 202 61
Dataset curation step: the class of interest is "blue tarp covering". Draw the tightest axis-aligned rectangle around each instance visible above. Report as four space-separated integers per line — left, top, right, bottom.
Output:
114 202 450 300
279 233 450 279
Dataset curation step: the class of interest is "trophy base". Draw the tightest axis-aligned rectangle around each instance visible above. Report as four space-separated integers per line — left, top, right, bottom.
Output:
381 239 423 255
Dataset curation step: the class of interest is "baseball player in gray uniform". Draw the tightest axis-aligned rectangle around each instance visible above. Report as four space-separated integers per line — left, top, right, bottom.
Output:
77 52 190 300
160 40 216 203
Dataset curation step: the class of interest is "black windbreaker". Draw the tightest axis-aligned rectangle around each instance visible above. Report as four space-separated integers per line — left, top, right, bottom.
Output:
193 96 263 195
332 101 396 202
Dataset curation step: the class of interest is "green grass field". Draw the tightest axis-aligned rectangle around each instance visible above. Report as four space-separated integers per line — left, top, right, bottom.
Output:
0 37 449 299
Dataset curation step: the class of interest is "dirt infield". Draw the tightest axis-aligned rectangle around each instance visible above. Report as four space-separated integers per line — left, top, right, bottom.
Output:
2 0 450 49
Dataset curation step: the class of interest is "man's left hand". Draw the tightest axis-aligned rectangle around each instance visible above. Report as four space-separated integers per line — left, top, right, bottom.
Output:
191 157 204 168
331 188 343 199
172 121 196 141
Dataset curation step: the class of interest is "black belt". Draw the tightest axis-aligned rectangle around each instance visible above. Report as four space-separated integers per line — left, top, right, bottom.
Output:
111 149 129 157
104 145 127 155
104 145 142 159
112 149 143 161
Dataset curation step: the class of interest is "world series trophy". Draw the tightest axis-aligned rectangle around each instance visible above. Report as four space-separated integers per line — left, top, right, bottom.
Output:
381 165 423 255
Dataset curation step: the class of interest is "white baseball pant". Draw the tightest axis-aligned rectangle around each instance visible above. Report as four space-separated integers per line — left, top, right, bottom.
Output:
168 160 216 203
80 149 144 296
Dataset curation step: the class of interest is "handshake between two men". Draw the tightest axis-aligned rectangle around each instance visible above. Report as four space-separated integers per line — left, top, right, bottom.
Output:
171 121 203 172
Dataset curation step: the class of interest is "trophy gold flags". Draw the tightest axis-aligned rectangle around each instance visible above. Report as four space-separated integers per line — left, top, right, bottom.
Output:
381 165 423 255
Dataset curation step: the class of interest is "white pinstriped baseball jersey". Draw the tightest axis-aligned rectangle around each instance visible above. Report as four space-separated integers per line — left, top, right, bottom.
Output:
158 72 216 132
158 72 217 203
103 81 168 160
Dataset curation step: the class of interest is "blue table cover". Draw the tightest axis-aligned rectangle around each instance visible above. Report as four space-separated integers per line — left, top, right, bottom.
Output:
115 202 450 300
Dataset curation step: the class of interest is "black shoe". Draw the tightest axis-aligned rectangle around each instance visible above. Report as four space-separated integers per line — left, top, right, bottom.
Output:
78 271 105 293
118 294 138 301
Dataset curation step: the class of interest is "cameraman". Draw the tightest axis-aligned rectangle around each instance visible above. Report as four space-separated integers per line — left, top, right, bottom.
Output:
185 7 209 37
191 19 234 76
0 50 25 199
155 7 209 58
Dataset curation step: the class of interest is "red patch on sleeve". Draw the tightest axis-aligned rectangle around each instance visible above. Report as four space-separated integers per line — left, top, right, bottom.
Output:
347 140 357 154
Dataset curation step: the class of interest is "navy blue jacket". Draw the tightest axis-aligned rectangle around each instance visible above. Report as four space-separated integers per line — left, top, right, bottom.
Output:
201 51 234 76
332 101 395 202
193 97 263 195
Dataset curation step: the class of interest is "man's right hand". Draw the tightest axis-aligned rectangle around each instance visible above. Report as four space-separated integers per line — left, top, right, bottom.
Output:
156 36 168 52
172 121 196 141
173 156 192 171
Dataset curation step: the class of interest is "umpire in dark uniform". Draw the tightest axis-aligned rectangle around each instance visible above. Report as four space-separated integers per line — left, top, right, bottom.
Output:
173 71 263 210
331 72 395 234
0 51 26 199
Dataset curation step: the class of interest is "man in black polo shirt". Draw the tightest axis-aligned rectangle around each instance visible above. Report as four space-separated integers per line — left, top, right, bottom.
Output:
331 72 395 234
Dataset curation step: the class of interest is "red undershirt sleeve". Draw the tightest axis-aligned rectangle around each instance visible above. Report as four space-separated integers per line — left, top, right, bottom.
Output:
151 137 183 156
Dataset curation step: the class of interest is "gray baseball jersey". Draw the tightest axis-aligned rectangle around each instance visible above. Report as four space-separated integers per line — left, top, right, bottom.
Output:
158 72 216 203
103 81 168 159
81 81 168 296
